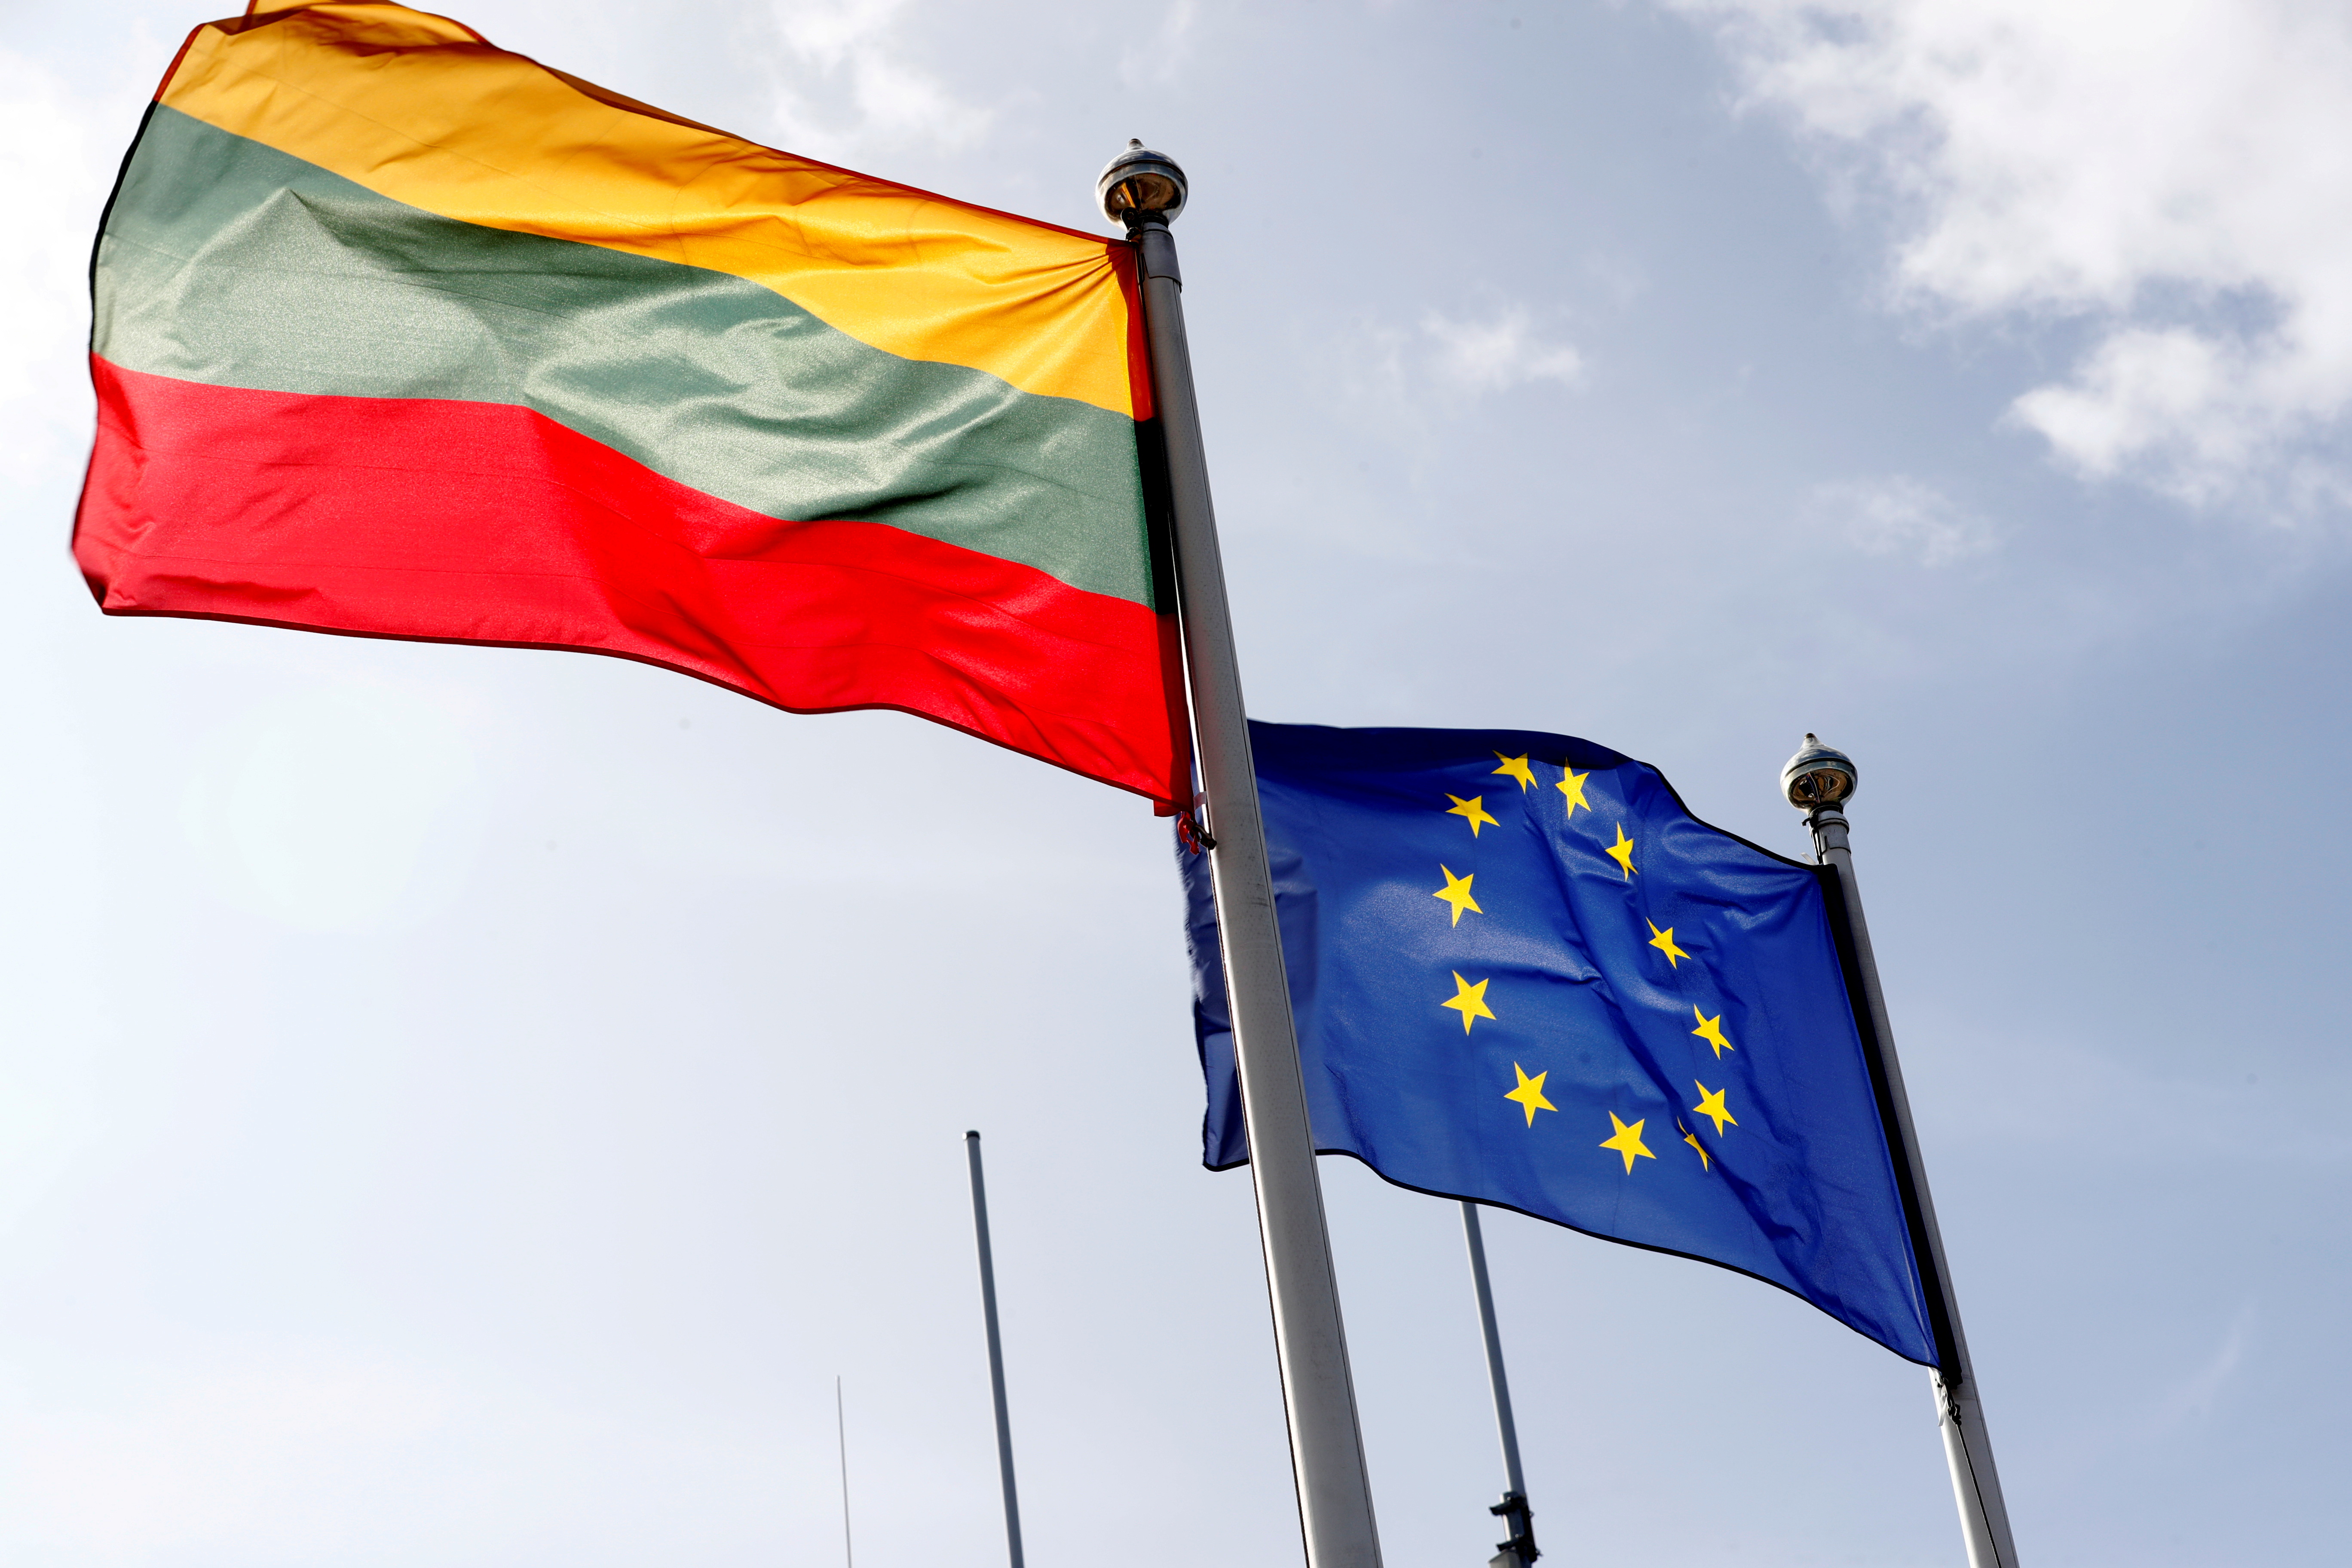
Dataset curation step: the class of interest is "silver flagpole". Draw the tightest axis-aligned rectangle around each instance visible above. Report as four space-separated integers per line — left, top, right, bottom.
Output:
1782 736 2021 1568
1460 1203 1538 1568
1099 141 1384 1568
964 1131 1026 1568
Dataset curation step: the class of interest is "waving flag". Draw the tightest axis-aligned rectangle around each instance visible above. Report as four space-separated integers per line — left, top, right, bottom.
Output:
78 3 1186 806
1182 723 1937 1363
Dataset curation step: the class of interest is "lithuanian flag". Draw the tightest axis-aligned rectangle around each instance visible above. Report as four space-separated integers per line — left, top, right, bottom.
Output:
79 3 1189 807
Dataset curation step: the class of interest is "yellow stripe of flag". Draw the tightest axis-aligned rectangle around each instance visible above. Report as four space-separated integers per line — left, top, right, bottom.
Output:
161 3 1144 417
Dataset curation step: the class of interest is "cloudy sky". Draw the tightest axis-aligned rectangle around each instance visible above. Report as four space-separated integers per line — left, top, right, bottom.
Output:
5 1 2348 1564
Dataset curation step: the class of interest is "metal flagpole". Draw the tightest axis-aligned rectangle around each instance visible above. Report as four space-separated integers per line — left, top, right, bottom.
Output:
1459 1203 1538 1568
1781 736 2021 1568
1099 141 1384 1568
964 1131 1026 1568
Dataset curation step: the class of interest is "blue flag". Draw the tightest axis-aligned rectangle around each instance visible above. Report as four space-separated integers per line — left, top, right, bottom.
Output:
1182 723 1936 1364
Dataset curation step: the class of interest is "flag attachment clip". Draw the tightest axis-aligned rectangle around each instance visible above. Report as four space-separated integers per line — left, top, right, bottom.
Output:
1176 810 1217 854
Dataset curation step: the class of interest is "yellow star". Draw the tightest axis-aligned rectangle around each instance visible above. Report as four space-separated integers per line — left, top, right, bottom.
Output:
1432 865 1482 926
1557 766 1590 818
1599 1111 1654 1173
1690 1081 1737 1137
1605 823 1637 878
1680 1119 1711 1171
1647 919 1690 968
1492 753 1537 792
1446 794 1500 837
1442 971 1496 1033
1691 1007 1733 1057
1504 1063 1556 1127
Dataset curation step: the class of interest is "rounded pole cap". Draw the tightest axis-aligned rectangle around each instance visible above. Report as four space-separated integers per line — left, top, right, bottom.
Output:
1781 733 1856 808
1099 138 1187 225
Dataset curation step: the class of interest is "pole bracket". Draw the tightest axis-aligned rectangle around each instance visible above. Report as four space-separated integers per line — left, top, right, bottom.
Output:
1489 1491 1538 1565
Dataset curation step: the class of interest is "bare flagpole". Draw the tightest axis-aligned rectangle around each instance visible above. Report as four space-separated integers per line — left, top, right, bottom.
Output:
1460 1203 1538 1568
1100 141 1384 1568
965 1131 1026 1568
1782 736 2021 1568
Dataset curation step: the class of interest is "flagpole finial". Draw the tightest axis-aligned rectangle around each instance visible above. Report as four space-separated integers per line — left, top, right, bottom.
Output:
1782 733 1856 809
1099 139 1188 227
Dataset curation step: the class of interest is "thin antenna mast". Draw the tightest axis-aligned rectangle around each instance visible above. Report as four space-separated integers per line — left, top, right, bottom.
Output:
836 1376 854 1568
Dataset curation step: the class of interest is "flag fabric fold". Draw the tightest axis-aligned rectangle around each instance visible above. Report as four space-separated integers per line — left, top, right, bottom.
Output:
1182 722 1937 1364
78 3 1188 807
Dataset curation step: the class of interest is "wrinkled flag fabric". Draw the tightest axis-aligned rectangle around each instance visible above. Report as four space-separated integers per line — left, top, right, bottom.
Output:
1183 722 1937 1363
79 3 1187 807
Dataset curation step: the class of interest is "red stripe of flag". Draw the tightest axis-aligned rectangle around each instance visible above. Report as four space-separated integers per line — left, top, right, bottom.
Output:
77 355 1189 806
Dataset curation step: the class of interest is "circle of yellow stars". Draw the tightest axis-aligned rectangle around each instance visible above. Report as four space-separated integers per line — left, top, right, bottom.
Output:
1429 751 1744 1179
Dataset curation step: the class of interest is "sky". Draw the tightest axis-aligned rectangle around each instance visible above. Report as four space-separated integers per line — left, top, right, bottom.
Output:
3 1 2349 1564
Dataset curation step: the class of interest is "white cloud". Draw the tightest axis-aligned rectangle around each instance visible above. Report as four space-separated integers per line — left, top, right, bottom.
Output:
765 0 993 161
1670 0 2352 508
1326 301 1584 462
1421 304 1584 394
1810 475 1997 566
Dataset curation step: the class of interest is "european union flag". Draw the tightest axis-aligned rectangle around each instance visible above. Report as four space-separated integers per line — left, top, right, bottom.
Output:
1182 723 1937 1364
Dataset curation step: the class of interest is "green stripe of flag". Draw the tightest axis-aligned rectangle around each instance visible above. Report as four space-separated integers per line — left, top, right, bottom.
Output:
98 106 1159 609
